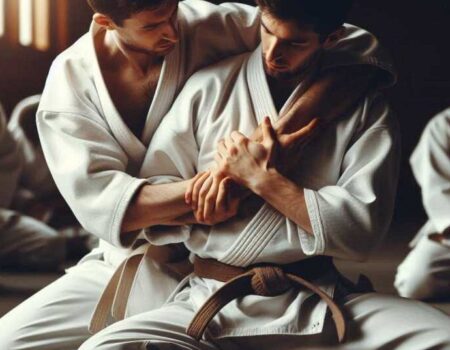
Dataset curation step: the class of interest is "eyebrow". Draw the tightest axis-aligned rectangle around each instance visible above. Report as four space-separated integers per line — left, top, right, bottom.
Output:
260 18 309 44
261 20 273 35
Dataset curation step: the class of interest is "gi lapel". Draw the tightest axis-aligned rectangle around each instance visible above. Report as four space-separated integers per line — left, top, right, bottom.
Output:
89 22 181 167
221 47 309 266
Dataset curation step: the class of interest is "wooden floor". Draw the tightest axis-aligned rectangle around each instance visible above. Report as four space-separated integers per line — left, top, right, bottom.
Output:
1 222 449 318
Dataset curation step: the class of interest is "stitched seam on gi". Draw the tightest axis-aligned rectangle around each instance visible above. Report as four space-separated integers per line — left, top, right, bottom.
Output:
302 189 325 255
109 178 148 247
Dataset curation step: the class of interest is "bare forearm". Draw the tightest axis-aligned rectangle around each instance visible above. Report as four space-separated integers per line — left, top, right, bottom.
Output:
276 65 378 135
248 169 313 235
121 180 193 233
160 212 199 226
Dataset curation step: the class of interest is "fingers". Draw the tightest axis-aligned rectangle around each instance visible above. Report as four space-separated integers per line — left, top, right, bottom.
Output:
217 139 228 159
203 175 221 222
190 172 210 210
195 175 213 222
216 177 231 214
261 116 277 145
185 171 207 205
225 136 238 156
230 131 247 146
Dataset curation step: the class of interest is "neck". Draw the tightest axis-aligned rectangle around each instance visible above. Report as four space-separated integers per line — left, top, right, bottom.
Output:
104 30 163 75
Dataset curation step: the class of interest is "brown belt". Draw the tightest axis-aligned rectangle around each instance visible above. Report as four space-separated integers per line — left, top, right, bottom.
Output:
187 256 346 342
89 243 192 334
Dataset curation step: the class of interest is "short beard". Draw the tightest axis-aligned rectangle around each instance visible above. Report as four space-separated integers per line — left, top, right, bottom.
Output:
263 48 323 82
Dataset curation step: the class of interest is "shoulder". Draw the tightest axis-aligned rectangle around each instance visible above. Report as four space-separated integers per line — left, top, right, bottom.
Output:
179 0 258 25
39 31 101 118
181 51 250 98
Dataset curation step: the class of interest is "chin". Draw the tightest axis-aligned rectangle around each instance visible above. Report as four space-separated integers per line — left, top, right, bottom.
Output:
153 44 175 56
265 67 295 80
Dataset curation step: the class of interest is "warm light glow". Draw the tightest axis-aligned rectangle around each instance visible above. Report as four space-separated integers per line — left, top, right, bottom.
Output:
34 0 50 51
0 0 5 37
19 0 33 46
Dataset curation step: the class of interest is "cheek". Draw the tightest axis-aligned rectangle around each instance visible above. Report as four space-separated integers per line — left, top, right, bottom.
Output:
289 48 317 67
131 31 160 48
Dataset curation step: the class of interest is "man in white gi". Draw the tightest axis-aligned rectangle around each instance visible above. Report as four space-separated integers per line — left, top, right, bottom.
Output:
0 100 88 271
395 108 450 300
1 0 399 348
77 1 450 349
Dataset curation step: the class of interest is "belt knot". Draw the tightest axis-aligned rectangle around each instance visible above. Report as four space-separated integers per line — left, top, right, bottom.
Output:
250 266 291 296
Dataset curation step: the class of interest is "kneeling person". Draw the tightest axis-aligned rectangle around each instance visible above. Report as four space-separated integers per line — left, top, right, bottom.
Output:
395 108 450 300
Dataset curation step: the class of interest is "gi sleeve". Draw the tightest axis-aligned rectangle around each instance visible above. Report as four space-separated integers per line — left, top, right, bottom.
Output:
300 95 400 261
36 59 147 248
180 0 261 77
410 109 450 234
0 104 23 208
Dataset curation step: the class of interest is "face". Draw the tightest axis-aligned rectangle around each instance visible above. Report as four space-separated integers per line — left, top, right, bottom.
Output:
112 0 179 56
261 11 326 80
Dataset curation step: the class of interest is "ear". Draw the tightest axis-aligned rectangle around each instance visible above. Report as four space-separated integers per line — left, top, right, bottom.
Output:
322 26 345 49
93 13 115 30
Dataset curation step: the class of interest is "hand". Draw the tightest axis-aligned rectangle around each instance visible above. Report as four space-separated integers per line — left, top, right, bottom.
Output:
185 171 239 225
215 117 279 187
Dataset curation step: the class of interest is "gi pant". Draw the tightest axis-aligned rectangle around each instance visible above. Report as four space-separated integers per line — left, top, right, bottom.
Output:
395 234 450 300
2 262 450 350
0 209 65 270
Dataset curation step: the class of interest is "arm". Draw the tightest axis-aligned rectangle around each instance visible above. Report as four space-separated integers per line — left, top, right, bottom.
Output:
217 95 400 262
190 50 390 219
37 109 199 247
250 65 378 144
214 118 313 234
121 180 194 233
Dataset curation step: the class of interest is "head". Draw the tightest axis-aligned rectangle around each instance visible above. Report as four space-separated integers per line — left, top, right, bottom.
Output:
87 0 179 55
256 0 353 80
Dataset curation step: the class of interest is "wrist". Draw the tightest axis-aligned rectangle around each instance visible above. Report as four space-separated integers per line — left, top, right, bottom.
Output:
247 168 280 197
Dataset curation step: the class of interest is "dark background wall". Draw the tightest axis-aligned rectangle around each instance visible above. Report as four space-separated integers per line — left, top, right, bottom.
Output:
0 0 449 230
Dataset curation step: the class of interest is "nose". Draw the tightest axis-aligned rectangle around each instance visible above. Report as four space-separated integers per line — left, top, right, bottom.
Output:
266 36 283 64
162 19 179 43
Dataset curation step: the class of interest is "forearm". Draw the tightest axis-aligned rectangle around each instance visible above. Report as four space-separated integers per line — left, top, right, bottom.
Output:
160 212 199 226
276 65 378 135
121 180 194 233
248 169 313 235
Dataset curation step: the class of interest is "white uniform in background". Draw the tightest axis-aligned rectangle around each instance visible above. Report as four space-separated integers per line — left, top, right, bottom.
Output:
0 100 66 270
395 108 450 300
1 0 397 348
79 45 450 350
8 95 57 199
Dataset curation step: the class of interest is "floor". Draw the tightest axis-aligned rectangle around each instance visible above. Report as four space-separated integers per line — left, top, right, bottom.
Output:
1 222 449 318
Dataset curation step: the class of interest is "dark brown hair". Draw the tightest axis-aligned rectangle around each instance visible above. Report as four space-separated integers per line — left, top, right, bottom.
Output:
255 0 354 39
87 0 172 25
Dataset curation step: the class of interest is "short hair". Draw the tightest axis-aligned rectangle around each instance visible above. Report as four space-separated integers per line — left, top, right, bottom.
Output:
86 0 171 25
255 0 354 38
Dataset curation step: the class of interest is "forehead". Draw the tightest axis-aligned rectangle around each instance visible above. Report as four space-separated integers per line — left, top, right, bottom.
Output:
261 11 318 42
123 0 178 26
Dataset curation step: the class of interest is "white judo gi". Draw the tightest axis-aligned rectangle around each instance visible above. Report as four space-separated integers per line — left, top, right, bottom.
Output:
0 100 66 270
1 0 398 348
395 108 450 300
79 46 450 350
